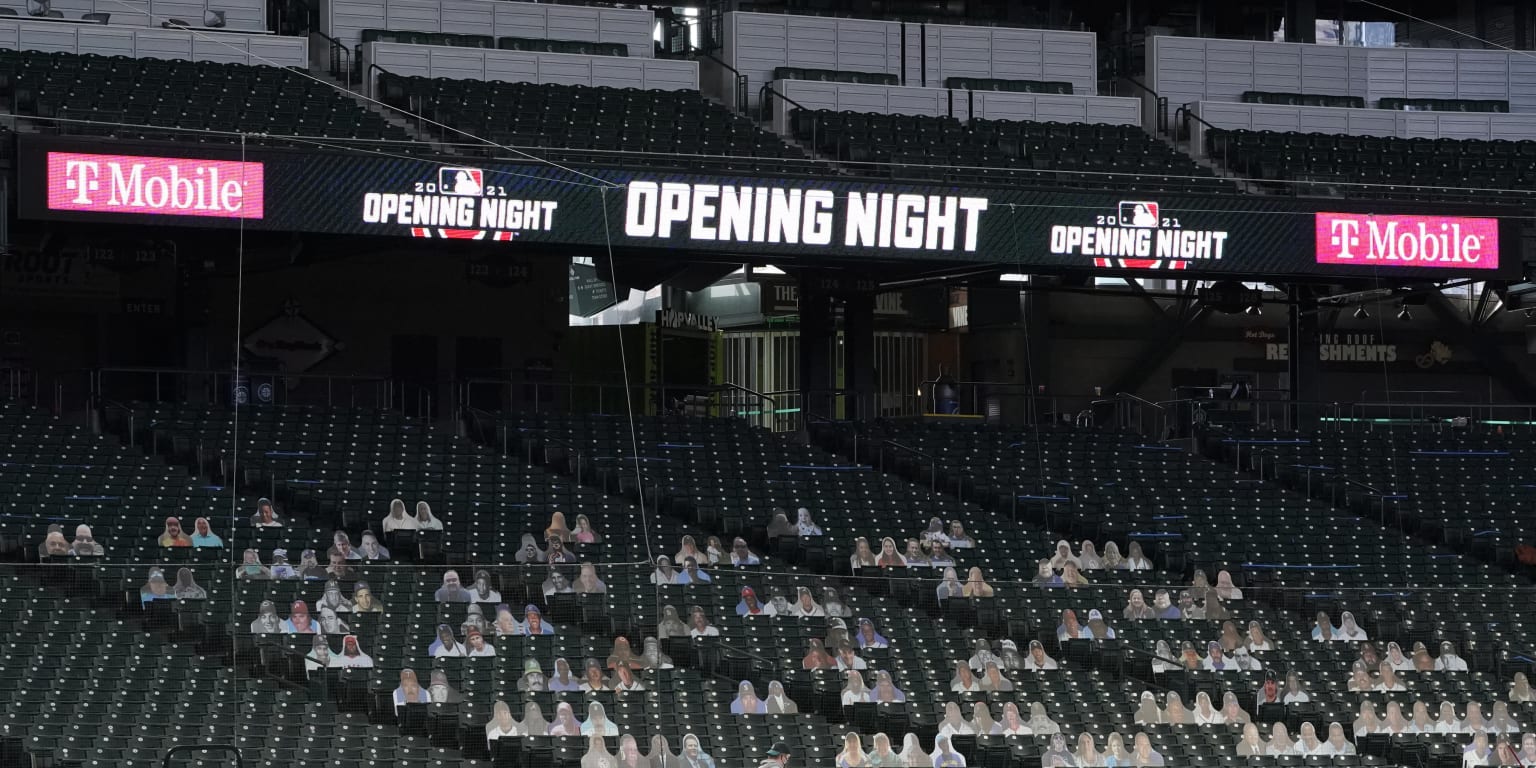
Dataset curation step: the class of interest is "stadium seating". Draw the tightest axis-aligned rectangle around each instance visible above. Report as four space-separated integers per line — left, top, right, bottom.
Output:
359 30 629 57
1 50 408 143
1377 99 1510 113
377 76 817 173
791 109 1231 191
1240 92 1366 109
1205 129 1536 202
1207 424 1536 574
947 78 1074 94
8 396 1536 768
774 67 898 85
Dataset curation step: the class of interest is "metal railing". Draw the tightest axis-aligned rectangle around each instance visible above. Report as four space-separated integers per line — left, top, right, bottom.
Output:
163 744 243 767
758 81 813 125
880 439 938 492
1173 102 1223 151
90 367 396 412
688 44 748 113
1122 77 1169 134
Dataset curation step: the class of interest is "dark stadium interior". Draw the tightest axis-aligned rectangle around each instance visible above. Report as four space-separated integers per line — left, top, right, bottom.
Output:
3 0 1536 767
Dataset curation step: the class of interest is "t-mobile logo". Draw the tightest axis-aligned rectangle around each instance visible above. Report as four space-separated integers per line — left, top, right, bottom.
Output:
1315 212 1499 270
46 151 266 219
64 159 103 204
1326 217 1363 258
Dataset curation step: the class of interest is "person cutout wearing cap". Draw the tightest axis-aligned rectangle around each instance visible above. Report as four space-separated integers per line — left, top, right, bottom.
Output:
1203 641 1235 671
731 681 766 714
393 668 429 711
521 604 555 635
1023 640 1058 671
264 549 292 579
1085 609 1115 639
516 534 547 565
931 734 966 768
517 659 548 692
737 587 775 617
758 742 791 768
306 639 335 679
298 550 327 580
340 582 378 613
283 600 315 633
578 660 607 692
250 600 282 633
466 627 495 657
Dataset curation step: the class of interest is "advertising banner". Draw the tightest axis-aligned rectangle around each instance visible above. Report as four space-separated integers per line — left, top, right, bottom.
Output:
14 135 1523 280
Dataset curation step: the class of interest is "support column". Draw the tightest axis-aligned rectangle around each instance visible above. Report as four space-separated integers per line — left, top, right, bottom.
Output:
1287 285 1319 429
843 292 876 422
798 280 835 422
1283 0 1317 43
1514 1 1529 50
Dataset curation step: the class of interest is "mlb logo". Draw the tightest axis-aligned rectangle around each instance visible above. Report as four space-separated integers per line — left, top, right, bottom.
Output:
439 167 485 197
1118 201 1160 228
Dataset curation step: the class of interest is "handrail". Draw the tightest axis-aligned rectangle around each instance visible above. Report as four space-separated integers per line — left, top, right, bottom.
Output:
364 61 397 100
707 637 781 671
881 439 939 491
314 29 352 88
1121 77 1169 134
1329 472 1384 496
1359 389 1465 399
1120 641 1189 672
279 0 351 87
1174 102 1222 147
95 365 386 382
1116 392 1164 410
688 43 748 113
758 81 814 124
711 382 776 411
1176 104 1221 134
163 744 243 768
882 439 934 462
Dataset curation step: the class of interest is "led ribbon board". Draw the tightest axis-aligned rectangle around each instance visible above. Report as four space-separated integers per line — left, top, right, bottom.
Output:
15 135 1521 280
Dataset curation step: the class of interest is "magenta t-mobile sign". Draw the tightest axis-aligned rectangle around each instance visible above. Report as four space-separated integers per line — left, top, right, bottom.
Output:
1315 212 1498 269
46 151 265 219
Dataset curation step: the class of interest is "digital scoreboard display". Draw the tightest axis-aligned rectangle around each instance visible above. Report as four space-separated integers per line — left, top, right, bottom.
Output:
15 135 1521 280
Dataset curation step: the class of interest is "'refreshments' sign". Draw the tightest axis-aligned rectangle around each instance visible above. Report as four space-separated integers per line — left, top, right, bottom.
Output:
47 152 264 219
1047 200 1230 270
1315 212 1499 270
623 182 989 252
